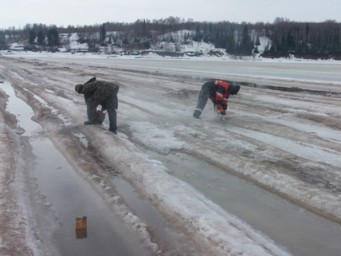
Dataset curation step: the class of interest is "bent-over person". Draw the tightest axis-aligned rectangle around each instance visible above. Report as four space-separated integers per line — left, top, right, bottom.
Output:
75 77 119 134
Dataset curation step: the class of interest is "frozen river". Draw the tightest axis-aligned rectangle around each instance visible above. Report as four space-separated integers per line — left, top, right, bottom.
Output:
22 54 341 84
1 53 340 256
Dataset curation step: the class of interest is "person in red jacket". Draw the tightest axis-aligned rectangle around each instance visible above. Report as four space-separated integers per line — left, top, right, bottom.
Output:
193 79 240 119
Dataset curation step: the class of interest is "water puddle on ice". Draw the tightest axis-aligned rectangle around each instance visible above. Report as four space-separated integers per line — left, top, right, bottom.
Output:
111 178 191 254
155 151 341 256
2 81 40 135
83 140 190 254
2 81 150 256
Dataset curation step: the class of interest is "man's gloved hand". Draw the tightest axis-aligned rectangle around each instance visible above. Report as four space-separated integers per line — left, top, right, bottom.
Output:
215 104 226 115
214 104 218 112
96 110 106 123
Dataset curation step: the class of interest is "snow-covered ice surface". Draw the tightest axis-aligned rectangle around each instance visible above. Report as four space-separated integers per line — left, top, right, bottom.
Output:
0 51 341 255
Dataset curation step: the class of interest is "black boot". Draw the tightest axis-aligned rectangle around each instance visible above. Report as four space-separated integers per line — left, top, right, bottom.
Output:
84 120 101 125
193 110 201 119
108 128 117 134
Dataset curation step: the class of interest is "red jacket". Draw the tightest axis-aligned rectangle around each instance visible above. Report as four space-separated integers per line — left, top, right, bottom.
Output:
209 80 231 114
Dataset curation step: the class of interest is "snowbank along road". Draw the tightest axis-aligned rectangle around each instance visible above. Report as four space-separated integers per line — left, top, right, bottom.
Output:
0 54 340 256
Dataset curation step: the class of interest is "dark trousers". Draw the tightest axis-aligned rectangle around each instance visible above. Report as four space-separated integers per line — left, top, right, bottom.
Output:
86 95 117 131
103 98 117 131
193 81 214 118
108 110 117 131
86 98 99 122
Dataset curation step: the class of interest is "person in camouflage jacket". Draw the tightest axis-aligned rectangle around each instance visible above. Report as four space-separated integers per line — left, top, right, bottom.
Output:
75 77 119 134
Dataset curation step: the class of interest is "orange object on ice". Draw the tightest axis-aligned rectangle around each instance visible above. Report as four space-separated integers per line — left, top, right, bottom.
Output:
75 216 87 239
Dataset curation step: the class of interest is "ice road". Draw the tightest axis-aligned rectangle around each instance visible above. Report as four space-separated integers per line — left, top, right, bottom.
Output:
0 53 340 256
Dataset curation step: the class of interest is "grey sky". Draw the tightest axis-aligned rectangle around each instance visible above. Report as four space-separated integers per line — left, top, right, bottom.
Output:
1 0 340 29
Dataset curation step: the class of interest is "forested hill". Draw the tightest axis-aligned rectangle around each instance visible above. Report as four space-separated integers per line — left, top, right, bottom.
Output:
1 17 340 59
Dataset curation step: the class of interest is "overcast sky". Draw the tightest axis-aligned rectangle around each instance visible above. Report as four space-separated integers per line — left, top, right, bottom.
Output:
1 0 340 29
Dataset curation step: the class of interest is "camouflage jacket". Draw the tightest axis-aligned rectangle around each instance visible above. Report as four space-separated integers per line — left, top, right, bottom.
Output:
81 77 119 103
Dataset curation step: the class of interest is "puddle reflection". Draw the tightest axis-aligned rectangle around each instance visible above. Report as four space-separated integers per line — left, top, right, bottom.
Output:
76 216 88 239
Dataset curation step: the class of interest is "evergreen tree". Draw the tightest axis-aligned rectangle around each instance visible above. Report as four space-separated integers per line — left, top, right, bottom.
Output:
193 25 202 41
237 25 253 55
37 30 45 45
100 24 106 44
47 26 59 46
29 30 36 45
0 32 8 50
286 31 295 53
225 32 235 53
255 36 260 47
333 27 341 57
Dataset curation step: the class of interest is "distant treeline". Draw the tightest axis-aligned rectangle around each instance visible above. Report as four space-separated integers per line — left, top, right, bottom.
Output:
1 17 340 59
